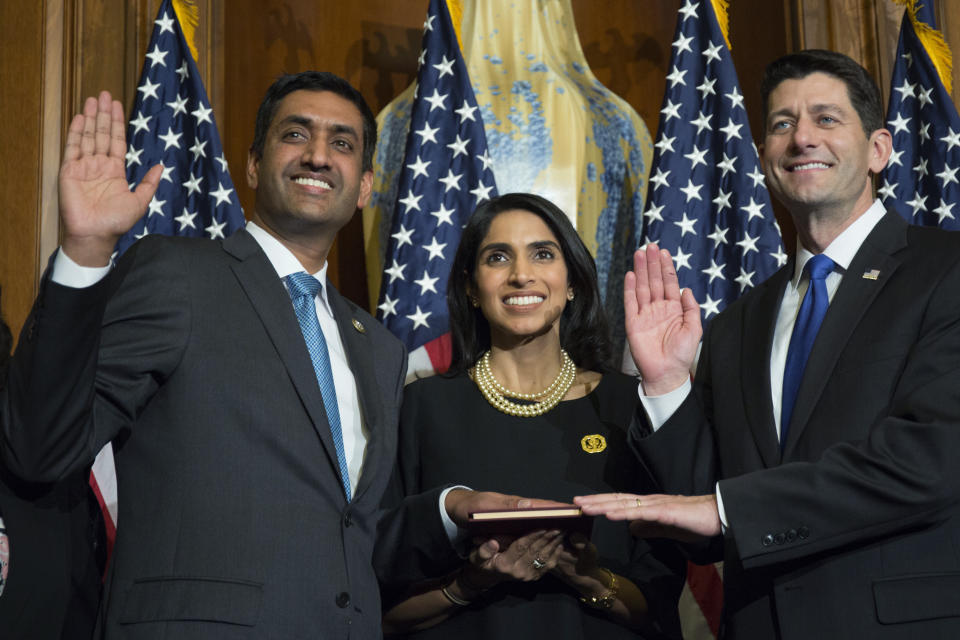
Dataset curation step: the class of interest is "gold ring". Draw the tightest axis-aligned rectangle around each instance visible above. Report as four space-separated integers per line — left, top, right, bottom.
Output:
532 556 547 570
635 497 643 508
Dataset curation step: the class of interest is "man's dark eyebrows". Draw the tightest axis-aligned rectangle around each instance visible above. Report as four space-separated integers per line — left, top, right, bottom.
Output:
276 114 312 128
273 116 358 139
329 123 359 139
809 102 846 115
766 107 795 123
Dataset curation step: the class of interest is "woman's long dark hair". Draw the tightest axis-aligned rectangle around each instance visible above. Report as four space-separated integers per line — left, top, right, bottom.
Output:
446 193 613 376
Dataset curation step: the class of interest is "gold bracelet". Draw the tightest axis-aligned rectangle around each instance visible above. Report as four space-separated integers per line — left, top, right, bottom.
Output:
579 567 618 610
440 583 473 607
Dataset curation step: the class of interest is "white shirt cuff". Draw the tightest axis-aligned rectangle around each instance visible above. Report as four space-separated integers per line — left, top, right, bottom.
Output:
51 247 112 288
715 482 729 532
637 379 692 431
439 485 471 549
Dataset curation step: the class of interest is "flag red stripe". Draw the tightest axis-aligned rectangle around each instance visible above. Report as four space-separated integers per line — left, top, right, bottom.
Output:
687 562 723 636
423 332 452 374
88 471 116 578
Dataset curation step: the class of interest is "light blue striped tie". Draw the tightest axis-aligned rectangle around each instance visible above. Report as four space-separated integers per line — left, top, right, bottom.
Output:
285 272 351 501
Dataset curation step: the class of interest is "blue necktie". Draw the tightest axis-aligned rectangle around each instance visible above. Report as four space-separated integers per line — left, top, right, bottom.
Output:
780 254 835 450
285 272 351 501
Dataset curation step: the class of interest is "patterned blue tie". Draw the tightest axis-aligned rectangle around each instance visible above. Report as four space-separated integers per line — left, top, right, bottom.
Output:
285 272 351 501
780 254 835 450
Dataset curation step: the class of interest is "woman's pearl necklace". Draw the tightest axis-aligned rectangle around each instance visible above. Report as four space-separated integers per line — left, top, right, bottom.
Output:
473 349 576 417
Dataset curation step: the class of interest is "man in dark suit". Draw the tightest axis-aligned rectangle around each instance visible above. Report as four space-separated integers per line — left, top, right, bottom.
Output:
578 50 960 638
0 302 103 640
1 72 537 638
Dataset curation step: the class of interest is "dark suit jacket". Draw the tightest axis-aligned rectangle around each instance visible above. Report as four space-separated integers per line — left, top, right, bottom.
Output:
634 211 960 639
1 230 458 639
0 467 103 640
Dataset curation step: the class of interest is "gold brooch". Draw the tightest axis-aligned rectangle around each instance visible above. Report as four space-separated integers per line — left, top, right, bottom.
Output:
581 434 607 454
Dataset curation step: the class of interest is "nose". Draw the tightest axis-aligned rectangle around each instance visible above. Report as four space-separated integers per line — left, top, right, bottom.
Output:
301 138 331 170
790 116 819 150
508 257 534 286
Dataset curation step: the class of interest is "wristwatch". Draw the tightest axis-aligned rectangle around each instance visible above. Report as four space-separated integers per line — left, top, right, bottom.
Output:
579 568 618 610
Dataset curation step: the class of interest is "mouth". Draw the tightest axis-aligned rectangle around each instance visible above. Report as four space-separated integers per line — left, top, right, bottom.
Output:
504 295 545 306
293 176 333 189
786 161 831 172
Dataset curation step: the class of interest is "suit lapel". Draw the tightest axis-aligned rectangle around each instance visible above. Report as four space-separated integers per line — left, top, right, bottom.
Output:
740 264 791 468
326 285 384 502
223 230 345 485
782 212 907 456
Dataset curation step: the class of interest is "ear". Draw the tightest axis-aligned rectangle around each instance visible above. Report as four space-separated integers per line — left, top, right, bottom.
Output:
357 170 374 209
867 127 893 174
246 149 260 190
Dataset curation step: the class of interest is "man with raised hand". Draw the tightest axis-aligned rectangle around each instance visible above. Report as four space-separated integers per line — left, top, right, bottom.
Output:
2 74 542 639
578 50 960 638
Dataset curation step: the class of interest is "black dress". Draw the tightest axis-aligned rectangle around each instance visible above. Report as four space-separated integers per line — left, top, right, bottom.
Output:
387 371 685 639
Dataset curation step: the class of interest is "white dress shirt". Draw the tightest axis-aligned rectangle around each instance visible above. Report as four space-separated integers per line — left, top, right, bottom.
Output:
245 221 368 494
636 199 888 526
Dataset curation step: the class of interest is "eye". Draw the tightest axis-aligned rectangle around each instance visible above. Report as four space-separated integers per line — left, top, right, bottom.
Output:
283 130 306 141
534 247 556 260
770 119 791 131
818 115 837 125
332 138 354 151
484 251 508 264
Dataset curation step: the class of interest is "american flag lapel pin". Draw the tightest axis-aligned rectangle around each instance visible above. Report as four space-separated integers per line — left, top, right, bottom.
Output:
862 269 881 280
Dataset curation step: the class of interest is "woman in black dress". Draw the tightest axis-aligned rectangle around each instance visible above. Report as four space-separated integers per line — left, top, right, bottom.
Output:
382 193 685 639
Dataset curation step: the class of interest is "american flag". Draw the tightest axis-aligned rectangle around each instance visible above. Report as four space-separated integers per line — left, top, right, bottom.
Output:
115 0 245 255
639 1 784 636
642 0 785 326
91 0 245 560
376 0 497 378
880 0 960 230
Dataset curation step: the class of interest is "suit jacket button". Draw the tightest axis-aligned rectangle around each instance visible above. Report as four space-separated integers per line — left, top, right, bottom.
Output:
774 533 786 545
786 528 797 542
336 592 351 608
762 534 774 547
344 513 353 528
798 526 809 539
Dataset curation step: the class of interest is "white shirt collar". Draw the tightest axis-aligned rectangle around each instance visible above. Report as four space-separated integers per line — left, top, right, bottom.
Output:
791 199 887 287
245 220 333 316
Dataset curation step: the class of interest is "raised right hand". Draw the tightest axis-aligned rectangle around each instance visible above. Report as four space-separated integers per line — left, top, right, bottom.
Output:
625 244 702 396
59 91 161 266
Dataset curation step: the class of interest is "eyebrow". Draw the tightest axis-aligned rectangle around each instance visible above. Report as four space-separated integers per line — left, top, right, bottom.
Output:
768 102 846 122
479 239 562 254
275 115 359 139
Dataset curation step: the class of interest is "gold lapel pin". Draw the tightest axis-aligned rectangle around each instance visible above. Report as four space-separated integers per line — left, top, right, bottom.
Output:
352 318 366 333
580 434 607 454
862 269 880 280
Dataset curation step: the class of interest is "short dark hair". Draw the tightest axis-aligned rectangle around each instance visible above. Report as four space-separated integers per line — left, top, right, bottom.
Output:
446 193 614 375
249 71 377 172
761 49 884 136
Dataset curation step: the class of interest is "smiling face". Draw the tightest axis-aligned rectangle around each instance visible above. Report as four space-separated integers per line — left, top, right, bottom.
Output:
760 72 890 225
247 89 373 246
470 209 572 346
